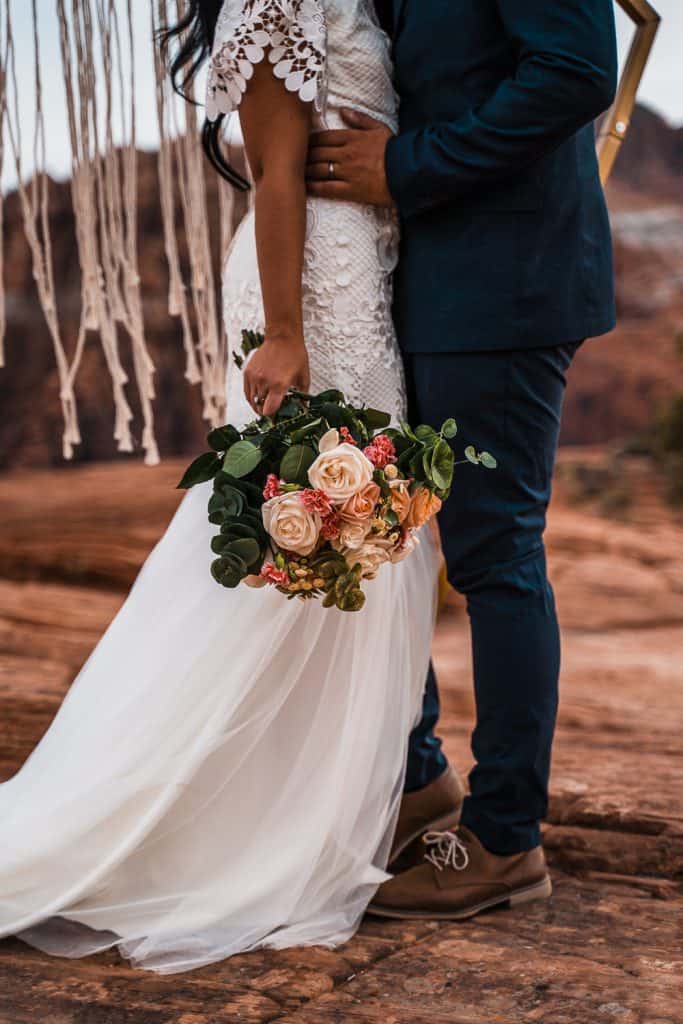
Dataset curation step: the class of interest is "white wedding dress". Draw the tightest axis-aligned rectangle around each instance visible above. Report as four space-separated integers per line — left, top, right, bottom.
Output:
0 0 439 974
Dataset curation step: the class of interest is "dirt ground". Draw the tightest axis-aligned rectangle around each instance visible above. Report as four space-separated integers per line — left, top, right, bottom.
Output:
0 456 681 1024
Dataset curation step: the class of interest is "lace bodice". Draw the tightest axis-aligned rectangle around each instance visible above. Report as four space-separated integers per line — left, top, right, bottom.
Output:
214 0 406 427
207 0 398 132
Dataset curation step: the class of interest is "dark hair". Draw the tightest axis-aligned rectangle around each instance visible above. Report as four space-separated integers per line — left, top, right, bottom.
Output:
159 0 250 191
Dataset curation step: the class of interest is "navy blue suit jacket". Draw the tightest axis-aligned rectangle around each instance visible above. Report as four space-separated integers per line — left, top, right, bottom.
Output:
382 0 619 352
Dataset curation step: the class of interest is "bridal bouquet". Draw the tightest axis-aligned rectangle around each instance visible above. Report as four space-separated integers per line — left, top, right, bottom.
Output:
179 385 495 612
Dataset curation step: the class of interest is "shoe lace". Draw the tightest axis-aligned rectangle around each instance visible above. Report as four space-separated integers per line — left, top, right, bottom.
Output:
423 829 470 872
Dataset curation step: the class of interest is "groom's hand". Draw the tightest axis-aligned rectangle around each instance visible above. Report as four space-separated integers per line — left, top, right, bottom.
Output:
306 109 394 207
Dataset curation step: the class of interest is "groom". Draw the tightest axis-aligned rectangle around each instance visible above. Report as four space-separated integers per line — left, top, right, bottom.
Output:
308 0 618 917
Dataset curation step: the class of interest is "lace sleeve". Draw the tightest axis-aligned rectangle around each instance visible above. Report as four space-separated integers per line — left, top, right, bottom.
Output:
206 0 327 122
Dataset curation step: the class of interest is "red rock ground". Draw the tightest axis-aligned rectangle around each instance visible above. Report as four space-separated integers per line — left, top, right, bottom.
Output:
0 457 681 1024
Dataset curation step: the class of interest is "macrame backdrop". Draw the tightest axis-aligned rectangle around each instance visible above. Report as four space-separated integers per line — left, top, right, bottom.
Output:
0 0 236 465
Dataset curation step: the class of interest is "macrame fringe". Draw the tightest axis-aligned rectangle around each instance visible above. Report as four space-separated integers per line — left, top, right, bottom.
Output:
0 0 234 464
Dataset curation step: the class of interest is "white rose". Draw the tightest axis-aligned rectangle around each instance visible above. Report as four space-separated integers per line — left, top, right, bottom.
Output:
332 520 372 552
262 492 321 557
343 539 392 578
308 441 374 504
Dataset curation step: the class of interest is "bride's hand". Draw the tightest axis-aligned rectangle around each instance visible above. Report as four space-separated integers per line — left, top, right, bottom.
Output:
244 334 310 418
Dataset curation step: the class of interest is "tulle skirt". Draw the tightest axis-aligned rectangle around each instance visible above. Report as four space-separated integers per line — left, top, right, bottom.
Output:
0 481 439 973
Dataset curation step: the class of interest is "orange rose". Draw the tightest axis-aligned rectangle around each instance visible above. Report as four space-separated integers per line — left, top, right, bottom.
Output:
388 479 411 524
339 481 381 523
407 487 442 529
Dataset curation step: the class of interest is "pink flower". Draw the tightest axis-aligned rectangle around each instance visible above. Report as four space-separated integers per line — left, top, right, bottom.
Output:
300 488 334 517
320 512 342 541
263 474 283 500
363 434 397 469
339 427 358 447
260 562 290 587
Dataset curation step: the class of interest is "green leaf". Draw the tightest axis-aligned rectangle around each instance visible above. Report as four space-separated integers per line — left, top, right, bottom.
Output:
363 408 392 430
207 424 241 452
210 554 247 589
318 402 347 428
401 422 418 442
430 439 455 492
280 444 316 486
398 442 420 472
479 451 498 470
225 537 261 567
223 440 262 479
441 418 458 439
415 424 439 444
177 452 221 489
276 395 302 420
312 388 345 404
221 513 267 542
465 445 479 466
221 486 246 517
222 522 260 540
291 418 323 444
208 492 226 515
217 473 264 508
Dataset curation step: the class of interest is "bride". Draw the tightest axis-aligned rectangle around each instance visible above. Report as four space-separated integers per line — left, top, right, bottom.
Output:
0 0 446 973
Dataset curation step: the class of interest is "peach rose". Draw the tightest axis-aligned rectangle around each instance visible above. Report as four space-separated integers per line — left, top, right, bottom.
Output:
339 481 381 523
308 432 374 504
406 487 443 529
344 539 392 578
262 492 321 557
389 530 419 563
332 519 372 552
388 479 412 524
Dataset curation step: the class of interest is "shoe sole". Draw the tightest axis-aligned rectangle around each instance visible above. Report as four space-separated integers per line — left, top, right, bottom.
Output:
368 874 553 921
388 803 463 868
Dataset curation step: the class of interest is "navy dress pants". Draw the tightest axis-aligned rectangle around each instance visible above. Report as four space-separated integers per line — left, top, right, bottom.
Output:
404 342 582 855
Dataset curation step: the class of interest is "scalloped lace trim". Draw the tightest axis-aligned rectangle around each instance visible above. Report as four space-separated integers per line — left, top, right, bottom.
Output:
206 0 327 121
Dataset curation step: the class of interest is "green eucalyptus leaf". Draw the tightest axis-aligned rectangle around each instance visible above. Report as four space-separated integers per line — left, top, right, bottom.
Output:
224 486 247 517
210 554 247 589
280 444 316 486
208 492 226 514
479 451 498 470
401 422 418 442
441 418 458 439
222 522 260 540
465 445 479 466
225 537 261 567
223 440 262 479
415 424 439 444
430 438 455 491
177 452 221 490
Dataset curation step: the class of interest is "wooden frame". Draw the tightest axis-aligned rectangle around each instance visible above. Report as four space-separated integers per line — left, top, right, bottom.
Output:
597 0 661 184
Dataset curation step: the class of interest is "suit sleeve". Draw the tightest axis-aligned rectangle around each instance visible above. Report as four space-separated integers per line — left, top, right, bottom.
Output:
385 0 618 219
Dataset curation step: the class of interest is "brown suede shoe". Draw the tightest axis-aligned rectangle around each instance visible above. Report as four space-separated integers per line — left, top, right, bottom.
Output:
389 765 465 868
373 826 552 920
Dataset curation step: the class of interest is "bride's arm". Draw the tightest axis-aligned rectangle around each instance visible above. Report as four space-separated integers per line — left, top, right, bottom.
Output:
240 60 312 417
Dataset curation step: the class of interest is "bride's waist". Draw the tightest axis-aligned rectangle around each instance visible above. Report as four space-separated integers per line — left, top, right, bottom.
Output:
320 98 398 135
